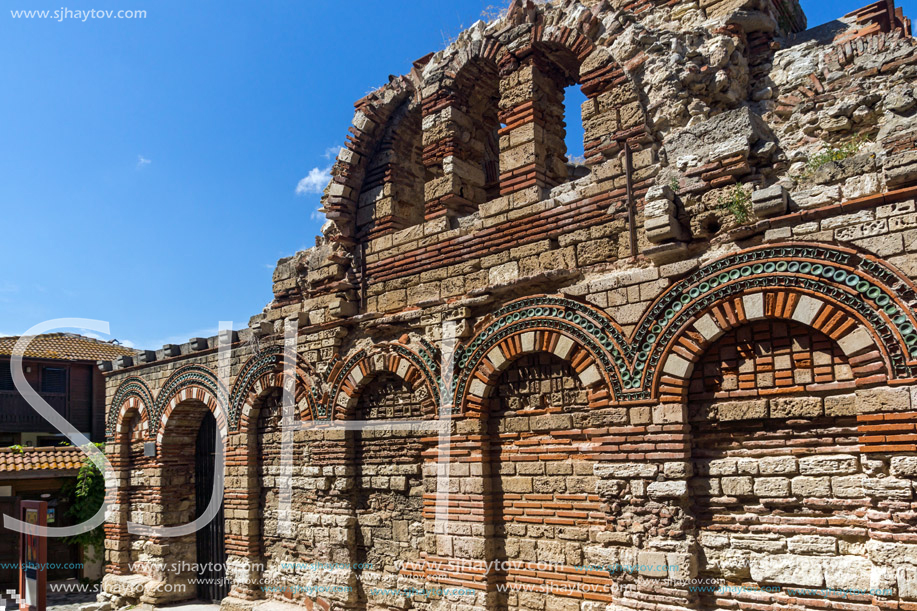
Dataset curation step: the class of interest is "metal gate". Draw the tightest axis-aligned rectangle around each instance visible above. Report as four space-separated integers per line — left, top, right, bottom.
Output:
195 411 229 602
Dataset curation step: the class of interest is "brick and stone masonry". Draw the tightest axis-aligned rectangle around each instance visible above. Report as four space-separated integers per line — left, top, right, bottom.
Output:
95 0 917 609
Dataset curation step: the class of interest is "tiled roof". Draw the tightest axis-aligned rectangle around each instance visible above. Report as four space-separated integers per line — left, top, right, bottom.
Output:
0 446 85 475
0 333 138 362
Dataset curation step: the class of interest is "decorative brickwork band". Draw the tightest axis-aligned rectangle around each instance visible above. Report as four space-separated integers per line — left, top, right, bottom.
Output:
647 243 917 401
231 345 322 430
107 376 154 438
454 243 917 410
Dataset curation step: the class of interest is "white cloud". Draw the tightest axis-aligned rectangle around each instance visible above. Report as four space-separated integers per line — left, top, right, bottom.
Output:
295 145 344 196
323 146 344 160
295 166 331 195
137 155 151 169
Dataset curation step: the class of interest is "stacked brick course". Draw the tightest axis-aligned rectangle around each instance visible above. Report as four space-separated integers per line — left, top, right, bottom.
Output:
96 0 917 610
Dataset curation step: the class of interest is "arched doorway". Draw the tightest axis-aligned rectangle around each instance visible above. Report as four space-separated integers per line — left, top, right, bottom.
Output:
158 398 229 605
352 370 428 610
195 410 228 602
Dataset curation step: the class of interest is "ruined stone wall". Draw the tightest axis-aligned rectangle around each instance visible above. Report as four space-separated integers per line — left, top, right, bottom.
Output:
99 0 917 610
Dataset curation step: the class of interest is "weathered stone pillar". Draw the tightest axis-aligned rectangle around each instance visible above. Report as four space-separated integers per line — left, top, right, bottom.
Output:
498 53 568 200
103 440 133 576
592 402 698 611
222 431 264 605
417 416 496 610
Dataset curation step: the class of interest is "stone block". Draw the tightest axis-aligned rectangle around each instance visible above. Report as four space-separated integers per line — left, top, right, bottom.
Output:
822 556 873 591
663 107 772 167
791 476 831 497
637 551 669 578
721 476 754 496
754 477 790 497
892 456 917 477
794 185 842 209
749 554 824 587
759 456 797 475
716 399 767 421
856 387 911 413
706 458 738 475
646 184 675 202
798 454 858 476
751 184 787 217
831 475 865 498
647 480 688 499
770 396 822 418
837 327 875 356
865 477 913 500
646 214 688 243
732 534 785 553
594 463 658 479
886 150 917 187
666 552 698 580
787 535 836 555
824 393 858 416
502 477 533 494
899 566 917 600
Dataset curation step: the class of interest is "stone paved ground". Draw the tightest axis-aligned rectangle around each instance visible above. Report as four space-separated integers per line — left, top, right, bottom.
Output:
46 579 96 611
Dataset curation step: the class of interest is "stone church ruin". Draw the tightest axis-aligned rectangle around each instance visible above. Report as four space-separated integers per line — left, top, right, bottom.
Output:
97 0 917 609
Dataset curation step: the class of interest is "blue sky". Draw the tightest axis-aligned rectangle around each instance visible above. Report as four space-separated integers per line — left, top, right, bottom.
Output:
0 0 913 349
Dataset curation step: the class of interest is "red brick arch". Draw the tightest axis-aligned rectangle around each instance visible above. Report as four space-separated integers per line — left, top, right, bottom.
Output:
236 369 320 434
157 384 226 446
226 354 320 602
652 288 889 403
114 395 151 444
457 327 613 417
330 347 438 419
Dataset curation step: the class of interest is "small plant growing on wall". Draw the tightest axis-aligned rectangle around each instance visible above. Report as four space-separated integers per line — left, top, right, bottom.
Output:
794 134 869 181
669 176 680 195
718 184 752 224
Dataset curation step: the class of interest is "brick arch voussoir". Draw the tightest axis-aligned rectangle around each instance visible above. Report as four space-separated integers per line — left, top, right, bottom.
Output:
236 370 318 436
434 35 508 92
156 385 227 449
320 76 417 239
114 396 152 447
533 26 599 66
459 327 612 417
653 287 891 403
331 348 438 420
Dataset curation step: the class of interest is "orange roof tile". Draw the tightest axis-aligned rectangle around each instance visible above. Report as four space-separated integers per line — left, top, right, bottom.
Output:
0 333 138 362
0 446 85 475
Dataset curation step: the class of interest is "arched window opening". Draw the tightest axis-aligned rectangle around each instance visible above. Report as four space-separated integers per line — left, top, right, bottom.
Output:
563 84 589 179
357 98 424 239
423 58 501 219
